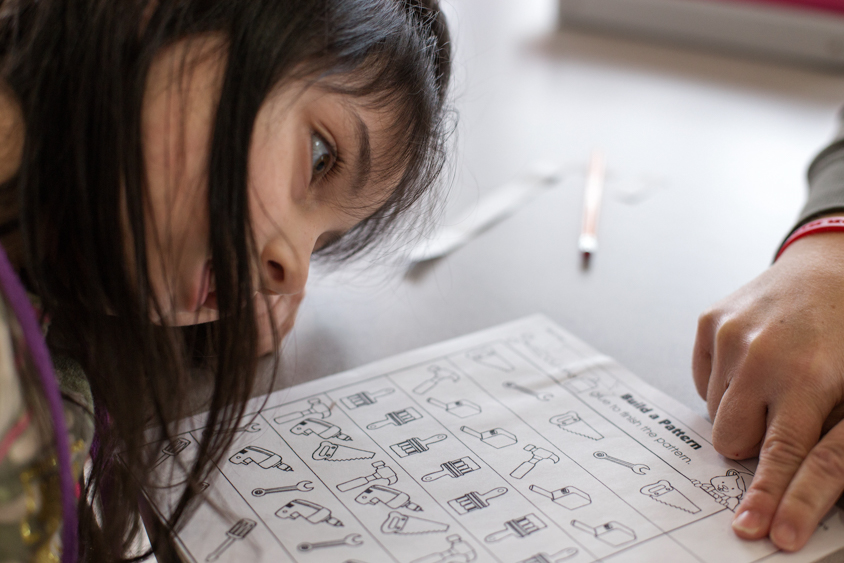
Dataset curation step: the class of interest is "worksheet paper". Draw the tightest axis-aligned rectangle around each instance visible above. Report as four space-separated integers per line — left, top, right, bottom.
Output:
144 315 844 563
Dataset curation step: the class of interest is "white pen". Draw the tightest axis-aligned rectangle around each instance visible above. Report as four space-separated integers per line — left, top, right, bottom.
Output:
579 150 605 264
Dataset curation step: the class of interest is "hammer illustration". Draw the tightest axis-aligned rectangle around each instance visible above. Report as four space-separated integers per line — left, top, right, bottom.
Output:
273 398 331 424
412 534 476 563
336 461 398 492
413 366 460 395
510 444 560 479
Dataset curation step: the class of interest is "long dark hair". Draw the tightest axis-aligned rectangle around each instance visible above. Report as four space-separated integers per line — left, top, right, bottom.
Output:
0 0 451 559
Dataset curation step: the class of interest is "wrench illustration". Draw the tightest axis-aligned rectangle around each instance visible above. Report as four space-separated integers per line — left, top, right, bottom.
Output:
252 480 314 497
298 533 363 551
234 422 262 433
503 381 552 401
593 451 649 475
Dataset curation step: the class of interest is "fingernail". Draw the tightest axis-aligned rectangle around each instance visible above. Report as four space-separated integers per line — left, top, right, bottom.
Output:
732 510 762 535
771 523 798 551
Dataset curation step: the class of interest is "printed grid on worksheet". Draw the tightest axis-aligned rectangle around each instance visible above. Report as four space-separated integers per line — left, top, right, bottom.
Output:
145 324 800 563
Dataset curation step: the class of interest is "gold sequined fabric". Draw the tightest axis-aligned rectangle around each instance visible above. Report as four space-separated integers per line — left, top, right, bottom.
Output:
0 292 94 563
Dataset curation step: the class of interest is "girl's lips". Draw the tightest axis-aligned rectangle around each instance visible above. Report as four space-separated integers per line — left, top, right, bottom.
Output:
202 290 218 310
195 261 213 312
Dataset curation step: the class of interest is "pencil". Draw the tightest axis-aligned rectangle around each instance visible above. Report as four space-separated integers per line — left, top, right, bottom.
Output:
579 150 605 263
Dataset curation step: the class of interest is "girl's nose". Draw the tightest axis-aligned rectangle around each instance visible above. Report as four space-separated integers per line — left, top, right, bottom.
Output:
260 236 309 295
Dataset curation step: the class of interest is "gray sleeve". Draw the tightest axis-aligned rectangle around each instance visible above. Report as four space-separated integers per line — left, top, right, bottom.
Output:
775 110 844 256
796 109 844 226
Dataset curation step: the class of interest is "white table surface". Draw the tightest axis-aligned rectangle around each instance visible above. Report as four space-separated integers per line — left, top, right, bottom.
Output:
278 0 844 423
274 6 844 559
259 2 844 562
138 3 844 560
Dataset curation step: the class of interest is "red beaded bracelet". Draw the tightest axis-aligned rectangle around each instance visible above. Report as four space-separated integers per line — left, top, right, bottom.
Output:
775 216 844 261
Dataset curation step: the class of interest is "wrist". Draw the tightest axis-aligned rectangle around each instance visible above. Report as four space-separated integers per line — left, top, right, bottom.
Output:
776 216 844 262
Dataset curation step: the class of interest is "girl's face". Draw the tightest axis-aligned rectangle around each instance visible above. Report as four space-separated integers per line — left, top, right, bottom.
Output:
141 38 396 326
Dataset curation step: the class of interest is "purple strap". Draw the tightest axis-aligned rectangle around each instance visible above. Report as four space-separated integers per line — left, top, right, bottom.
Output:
0 245 77 563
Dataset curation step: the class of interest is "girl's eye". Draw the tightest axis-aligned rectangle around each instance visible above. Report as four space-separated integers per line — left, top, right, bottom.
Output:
311 132 336 181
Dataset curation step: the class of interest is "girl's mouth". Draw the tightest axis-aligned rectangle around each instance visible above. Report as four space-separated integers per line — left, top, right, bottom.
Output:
195 261 217 311
202 289 218 310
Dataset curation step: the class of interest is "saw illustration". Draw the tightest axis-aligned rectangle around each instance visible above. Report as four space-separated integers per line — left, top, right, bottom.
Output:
312 441 375 462
381 511 449 535
549 412 603 441
640 480 701 514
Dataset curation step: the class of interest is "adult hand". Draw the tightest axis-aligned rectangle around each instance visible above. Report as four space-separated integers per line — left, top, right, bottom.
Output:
693 230 844 551
254 291 304 357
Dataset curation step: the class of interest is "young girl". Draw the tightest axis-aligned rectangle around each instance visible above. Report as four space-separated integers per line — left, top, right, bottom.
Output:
0 0 452 561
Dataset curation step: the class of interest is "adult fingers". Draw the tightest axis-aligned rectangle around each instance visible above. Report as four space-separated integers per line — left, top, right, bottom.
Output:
705 316 751 423
732 402 824 542
768 418 844 551
710 380 766 460
710 324 784 459
822 403 844 435
692 310 716 401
